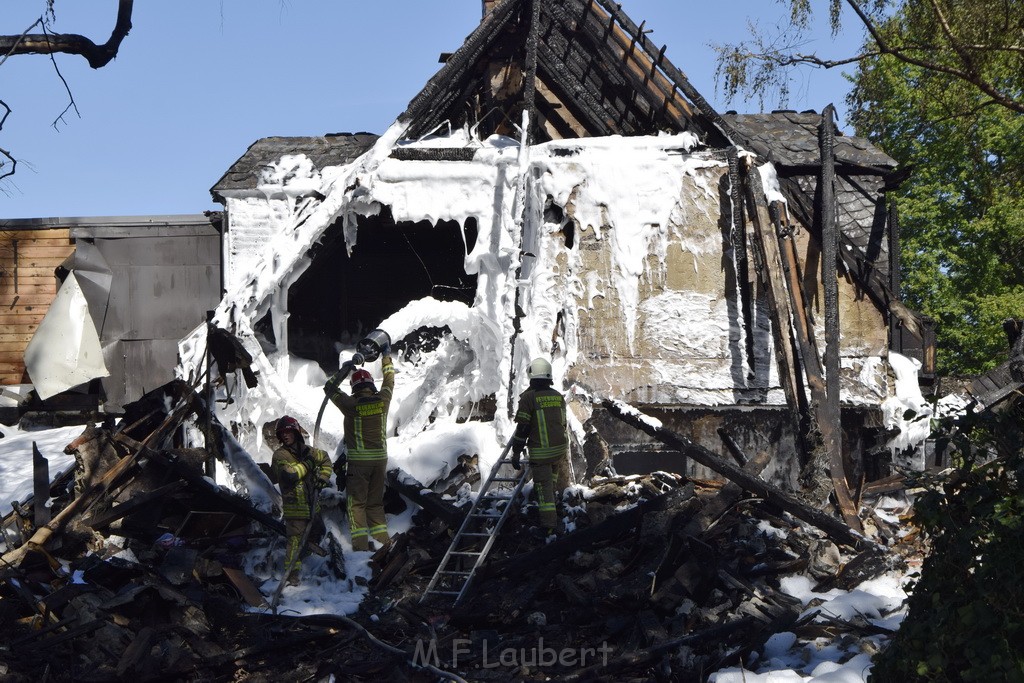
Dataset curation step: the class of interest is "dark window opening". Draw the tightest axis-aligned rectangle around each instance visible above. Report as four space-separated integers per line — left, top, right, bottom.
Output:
287 209 478 370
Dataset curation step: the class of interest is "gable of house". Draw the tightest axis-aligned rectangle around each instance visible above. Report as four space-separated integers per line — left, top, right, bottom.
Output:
190 0 931 488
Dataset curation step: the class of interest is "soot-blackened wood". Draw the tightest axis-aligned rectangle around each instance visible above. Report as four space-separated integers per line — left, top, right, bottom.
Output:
718 427 749 467
771 200 838 511
818 105 860 530
603 399 871 551
742 157 807 444
403 0 519 138
146 449 286 536
485 483 696 578
684 442 772 539
523 0 542 142
82 480 188 530
386 470 465 528
727 147 757 378
32 442 51 527
585 0 738 145
548 1 691 132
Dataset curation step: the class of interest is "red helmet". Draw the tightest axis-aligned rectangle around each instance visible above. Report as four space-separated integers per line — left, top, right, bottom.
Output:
350 368 375 390
275 415 302 440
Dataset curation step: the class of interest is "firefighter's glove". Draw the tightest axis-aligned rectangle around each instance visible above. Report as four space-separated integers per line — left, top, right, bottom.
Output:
381 341 391 357
510 438 527 470
326 371 345 394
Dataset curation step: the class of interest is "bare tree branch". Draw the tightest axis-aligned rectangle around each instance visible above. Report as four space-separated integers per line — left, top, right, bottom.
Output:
841 0 1024 114
717 0 1024 115
0 0 133 69
0 18 43 68
40 20 80 129
0 100 16 182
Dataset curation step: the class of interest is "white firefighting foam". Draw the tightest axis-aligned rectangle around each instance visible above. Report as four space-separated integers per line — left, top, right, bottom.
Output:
171 123 916 620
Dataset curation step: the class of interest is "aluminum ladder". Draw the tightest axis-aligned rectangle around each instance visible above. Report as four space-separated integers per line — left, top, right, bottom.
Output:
421 440 528 605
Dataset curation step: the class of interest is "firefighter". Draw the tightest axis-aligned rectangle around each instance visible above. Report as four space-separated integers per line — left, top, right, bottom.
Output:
325 346 395 552
510 357 569 536
271 415 333 586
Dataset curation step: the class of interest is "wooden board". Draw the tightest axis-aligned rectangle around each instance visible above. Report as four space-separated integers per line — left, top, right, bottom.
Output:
0 230 72 386
0 282 59 296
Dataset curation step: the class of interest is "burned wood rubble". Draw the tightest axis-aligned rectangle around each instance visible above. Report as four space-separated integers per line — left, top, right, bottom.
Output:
0 379 921 682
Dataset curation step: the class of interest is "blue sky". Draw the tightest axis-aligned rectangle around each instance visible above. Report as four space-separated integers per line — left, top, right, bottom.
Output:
1 1 863 219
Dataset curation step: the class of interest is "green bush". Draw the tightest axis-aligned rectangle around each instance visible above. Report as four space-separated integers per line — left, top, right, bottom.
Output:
870 400 1024 682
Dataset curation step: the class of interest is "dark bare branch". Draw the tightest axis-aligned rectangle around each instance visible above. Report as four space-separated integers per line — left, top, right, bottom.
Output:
0 100 14 181
0 18 43 68
41 22 80 129
717 0 1024 115
0 0 134 69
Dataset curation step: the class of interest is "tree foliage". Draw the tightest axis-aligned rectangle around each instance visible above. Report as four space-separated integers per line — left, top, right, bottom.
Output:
870 401 1024 681
717 1 1024 373
715 0 1024 115
847 3 1024 373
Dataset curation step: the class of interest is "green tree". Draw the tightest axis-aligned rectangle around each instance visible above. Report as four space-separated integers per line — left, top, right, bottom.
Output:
717 0 1024 373
870 401 1024 681
846 5 1024 373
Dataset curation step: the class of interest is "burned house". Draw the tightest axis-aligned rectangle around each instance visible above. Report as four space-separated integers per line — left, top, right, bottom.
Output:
188 0 934 499
1 3 946 678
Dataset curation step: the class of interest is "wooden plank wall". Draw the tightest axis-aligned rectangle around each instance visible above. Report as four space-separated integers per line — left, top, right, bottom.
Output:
0 229 76 385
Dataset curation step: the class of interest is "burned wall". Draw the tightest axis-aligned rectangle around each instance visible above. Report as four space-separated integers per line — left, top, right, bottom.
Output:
284 211 478 369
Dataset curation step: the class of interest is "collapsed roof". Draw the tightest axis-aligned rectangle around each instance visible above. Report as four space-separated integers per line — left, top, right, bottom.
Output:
192 0 932 497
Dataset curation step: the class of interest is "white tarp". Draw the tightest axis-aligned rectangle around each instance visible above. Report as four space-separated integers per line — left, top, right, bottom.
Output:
24 272 109 400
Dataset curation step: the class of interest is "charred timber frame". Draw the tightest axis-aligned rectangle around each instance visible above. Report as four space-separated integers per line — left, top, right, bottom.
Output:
523 0 542 141
602 399 870 551
818 106 859 529
535 10 632 134
582 0 738 145
547 2 693 133
727 147 757 377
740 157 807 447
404 0 520 139
775 171 925 343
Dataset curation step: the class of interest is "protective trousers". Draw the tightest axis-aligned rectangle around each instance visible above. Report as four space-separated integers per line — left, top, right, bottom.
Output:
346 460 389 551
530 460 560 530
284 518 307 580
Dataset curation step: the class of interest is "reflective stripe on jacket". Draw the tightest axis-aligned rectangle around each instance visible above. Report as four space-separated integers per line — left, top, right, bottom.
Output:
327 357 395 462
272 443 332 518
514 387 568 462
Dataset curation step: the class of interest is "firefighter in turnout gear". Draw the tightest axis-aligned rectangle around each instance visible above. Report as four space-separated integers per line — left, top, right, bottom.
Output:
271 416 333 586
511 357 569 535
325 347 395 552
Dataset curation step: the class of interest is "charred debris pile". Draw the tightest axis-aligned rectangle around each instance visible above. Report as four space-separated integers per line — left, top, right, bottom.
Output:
0 382 921 682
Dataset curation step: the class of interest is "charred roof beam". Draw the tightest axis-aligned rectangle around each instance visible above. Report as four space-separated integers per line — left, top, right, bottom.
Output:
545 1 685 136
535 48 618 136
403 0 521 138
584 0 738 146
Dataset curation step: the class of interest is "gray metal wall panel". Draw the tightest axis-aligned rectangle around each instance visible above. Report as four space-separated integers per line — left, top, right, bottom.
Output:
79 231 221 411
101 262 132 341
94 235 220 267
126 265 219 338
103 339 184 412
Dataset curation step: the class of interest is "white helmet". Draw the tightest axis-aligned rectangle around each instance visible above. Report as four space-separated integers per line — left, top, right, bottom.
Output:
528 357 552 380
